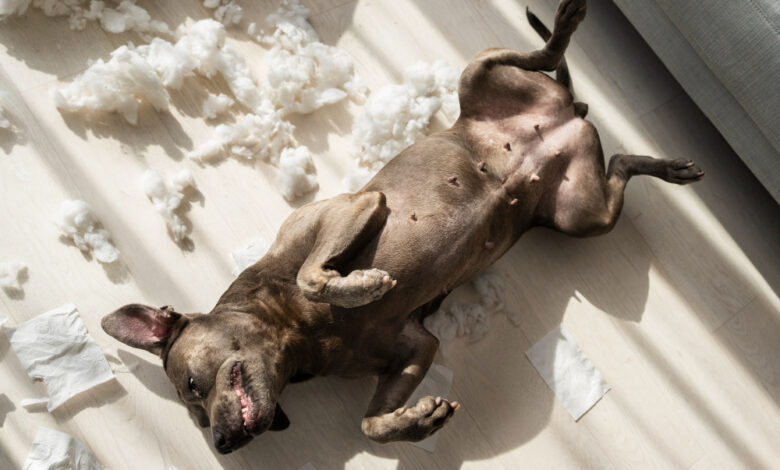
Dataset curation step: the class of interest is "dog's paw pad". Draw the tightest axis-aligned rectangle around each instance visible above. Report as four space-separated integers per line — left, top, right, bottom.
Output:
665 159 705 184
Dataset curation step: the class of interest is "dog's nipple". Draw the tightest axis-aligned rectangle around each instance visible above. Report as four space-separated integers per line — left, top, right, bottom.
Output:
504 142 511 151
531 173 541 182
410 212 417 221
447 176 458 186
534 124 544 141
484 241 495 249
478 161 487 172
509 198 518 206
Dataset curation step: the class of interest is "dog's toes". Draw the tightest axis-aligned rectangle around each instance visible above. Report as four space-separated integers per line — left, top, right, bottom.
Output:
666 159 705 185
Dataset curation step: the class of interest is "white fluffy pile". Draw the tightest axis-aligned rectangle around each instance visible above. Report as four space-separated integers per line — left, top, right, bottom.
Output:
0 0 170 36
255 0 367 115
0 260 27 290
51 45 169 125
276 145 318 201
424 269 518 343
56 199 120 263
188 101 293 163
52 19 267 124
142 169 197 242
202 93 234 119
203 0 241 26
230 236 268 276
344 60 460 191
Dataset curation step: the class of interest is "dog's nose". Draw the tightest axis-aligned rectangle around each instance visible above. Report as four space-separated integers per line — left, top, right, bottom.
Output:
213 429 232 454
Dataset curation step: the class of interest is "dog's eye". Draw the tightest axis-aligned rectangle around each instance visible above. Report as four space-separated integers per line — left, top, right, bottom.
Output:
188 377 201 398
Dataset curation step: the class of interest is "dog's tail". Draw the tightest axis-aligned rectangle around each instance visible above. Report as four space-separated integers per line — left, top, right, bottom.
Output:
526 7 572 91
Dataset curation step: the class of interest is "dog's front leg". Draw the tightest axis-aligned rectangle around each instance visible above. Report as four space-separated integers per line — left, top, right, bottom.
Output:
361 323 459 443
296 191 397 308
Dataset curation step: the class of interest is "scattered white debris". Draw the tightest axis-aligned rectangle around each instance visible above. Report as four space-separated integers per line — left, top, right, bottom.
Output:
203 93 234 119
261 0 367 115
230 236 269 276
0 90 10 129
51 45 170 125
424 268 515 343
56 200 120 264
0 260 27 290
204 0 242 26
142 169 197 242
23 427 107 470
0 0 170 36
188 101 293 163
276 145 318 201
8 304 116 411
345 60 460 191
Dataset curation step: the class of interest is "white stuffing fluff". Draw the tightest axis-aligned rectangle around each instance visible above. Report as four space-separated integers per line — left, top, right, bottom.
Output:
56 199 120 264
344 60 460 191
51 45 170 125
276 146 318 201
203 93 234 119
203 0 242 26
0 0 171 36
142 169 197 242
424 269 518 343
53 19 267 124
260 0 367 115
188 100 293 163
0 260 27 290
230 236 268 276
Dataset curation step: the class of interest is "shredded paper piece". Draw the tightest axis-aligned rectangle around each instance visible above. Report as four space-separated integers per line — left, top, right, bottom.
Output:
407 364 454 452
231 237 269 276
8 304 116 411
526 325 611 420
23 427 107 470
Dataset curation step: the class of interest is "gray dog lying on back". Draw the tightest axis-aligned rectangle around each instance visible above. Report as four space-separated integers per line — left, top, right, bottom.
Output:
102 0 703 454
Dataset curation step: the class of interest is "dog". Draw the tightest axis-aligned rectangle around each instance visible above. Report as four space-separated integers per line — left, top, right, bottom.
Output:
102 0 703 454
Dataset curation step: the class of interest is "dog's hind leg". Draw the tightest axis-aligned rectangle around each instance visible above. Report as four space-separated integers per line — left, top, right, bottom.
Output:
361 322 458 443
294 191 397 308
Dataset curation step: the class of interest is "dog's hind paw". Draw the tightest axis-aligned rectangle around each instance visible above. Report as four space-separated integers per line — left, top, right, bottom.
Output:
663 159 705 185
555 0 587 33
362 395 459 443
318 268 397 308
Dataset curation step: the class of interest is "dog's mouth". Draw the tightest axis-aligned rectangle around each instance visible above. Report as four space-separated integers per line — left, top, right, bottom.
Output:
230 362 255 432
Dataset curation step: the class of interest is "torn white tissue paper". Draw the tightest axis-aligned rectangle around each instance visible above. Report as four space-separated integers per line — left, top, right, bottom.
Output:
203 93 234 119
344 60 459 191
23 427 106 470
424 268 516 343
260 0 367 115
204 0 242 25
51 45 170 125
407 364 454 452
276 146 318 201
142 168 197 242
21 397 49 411
526 325 610 420
0 0 170 37
231 237 269 276
57 200 120 264
0 260 27 290
8 304 116 411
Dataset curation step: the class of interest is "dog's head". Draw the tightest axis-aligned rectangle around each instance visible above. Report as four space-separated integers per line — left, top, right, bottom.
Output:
102 304 290 454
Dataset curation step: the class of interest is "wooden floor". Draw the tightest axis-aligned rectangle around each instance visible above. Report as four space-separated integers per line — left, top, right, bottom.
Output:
1 1 779 469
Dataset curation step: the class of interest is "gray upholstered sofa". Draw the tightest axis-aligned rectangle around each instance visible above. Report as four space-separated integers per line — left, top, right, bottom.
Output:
613 0 780 203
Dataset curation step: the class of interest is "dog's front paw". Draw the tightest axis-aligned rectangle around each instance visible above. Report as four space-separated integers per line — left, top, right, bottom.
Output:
663 159 705 185
323 268 397 308
401 395 458 441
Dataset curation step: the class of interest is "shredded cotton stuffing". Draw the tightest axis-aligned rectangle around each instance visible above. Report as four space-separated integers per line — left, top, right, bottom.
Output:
424 269 517 343
260 0 367 115
203 0 242 26
0 260 27 290
230 236 269 276
142 169 197 242
56 199 120 263
0 0 170 36
203 93 234 119
344 60 459 191
51 45 170 125
276 145 318 201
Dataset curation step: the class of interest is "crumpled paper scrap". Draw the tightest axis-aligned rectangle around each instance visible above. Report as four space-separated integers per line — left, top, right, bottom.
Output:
23 427 107 470
406 363 454 452
7 304 116 411
526 324 610 420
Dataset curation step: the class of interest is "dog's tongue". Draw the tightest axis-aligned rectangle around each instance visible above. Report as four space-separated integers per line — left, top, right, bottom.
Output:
232 363 254 428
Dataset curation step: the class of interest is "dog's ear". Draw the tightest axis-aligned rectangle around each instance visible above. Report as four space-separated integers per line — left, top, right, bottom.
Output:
101 304 185 356
269 403 290 431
